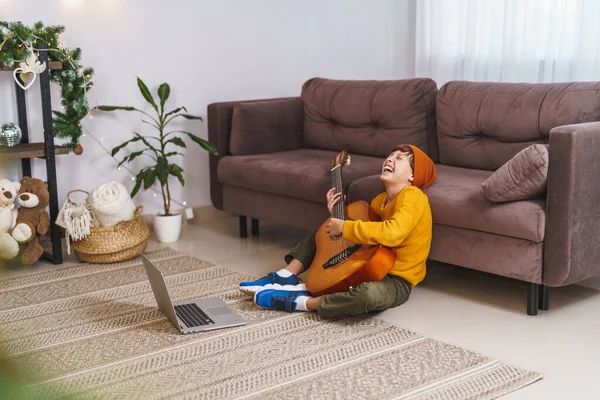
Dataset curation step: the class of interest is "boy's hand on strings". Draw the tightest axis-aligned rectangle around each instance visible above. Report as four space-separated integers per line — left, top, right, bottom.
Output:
326 188 346 216
326 218 345 240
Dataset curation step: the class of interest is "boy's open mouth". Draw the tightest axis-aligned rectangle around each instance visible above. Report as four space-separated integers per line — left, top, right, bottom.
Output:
383 165 394 173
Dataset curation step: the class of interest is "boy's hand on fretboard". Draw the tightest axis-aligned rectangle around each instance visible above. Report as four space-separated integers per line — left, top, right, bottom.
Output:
326 188 345 216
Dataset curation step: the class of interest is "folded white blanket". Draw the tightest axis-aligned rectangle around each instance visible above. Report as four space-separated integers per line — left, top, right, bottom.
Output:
88 182 136 227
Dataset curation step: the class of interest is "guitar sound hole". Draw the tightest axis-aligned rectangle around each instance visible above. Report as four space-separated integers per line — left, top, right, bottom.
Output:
322 245 362 269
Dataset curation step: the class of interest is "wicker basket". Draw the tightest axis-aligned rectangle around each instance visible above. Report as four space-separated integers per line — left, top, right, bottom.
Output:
72 205 150 263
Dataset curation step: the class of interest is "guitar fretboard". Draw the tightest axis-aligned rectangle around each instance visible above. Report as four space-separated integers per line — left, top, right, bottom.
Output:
331 165 345 220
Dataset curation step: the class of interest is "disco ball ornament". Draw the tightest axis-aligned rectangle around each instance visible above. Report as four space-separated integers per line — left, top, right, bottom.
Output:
0 123 23 147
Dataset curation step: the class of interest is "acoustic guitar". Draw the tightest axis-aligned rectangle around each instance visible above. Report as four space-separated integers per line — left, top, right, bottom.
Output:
305 151 397 296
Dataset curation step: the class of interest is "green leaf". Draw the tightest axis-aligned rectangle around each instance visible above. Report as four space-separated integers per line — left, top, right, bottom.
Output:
143 168 157 189
117 156 128 169
169 164 185 186
164 106 187 119
131 176 143 198
142 119 160 132
111 140 132 157
180 114 204 121
165 152 184 157
133 133 159 153
141 119 161 131
166 137 186 148
97 105 136 112
156 156 170 185
158 83 170 110
128 150 145 162
183 132 219 156
136 77 158 112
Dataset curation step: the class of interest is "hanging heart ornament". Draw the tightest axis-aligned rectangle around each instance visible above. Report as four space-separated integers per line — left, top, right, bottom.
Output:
12 46 46 91
13 68 37 90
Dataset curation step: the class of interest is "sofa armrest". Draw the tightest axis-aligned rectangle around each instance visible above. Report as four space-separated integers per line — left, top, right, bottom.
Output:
207 97 301 210
545 121 600 286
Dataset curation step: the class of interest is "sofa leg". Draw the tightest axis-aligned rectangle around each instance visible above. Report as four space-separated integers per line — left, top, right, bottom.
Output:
538 284 549 310
527 283 539 316
239 216 247 238
251 218 259 236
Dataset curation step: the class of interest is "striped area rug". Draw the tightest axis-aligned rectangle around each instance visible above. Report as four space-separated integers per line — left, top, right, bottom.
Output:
0 249 541 399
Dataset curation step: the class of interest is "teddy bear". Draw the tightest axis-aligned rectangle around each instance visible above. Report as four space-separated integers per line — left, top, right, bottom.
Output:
11 177 50 264
0 178 21 260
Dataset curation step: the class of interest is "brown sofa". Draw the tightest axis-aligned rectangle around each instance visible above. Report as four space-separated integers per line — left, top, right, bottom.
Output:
208 78 600 315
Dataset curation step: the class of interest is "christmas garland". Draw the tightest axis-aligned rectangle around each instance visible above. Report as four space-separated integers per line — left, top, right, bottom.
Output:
0 21 93 152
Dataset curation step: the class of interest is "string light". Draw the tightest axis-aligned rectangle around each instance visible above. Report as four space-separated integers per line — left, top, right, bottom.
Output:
80 125 188 209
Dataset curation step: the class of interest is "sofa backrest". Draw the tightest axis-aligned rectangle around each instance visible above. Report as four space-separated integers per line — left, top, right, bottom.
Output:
436 81 600 170
301 78 438 160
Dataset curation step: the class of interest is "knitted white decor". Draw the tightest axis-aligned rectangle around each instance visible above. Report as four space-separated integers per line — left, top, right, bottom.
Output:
56 190 98 255
88 182 136 227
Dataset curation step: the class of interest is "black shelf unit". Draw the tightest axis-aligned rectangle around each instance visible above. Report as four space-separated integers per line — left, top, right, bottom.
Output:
1 43 64 264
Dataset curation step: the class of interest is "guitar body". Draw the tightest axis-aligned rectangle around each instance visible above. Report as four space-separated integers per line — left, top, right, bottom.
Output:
305 200 397 296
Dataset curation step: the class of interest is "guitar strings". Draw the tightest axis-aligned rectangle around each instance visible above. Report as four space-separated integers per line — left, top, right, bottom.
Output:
336 166 340 262
334 166 343 263
332 166 339 263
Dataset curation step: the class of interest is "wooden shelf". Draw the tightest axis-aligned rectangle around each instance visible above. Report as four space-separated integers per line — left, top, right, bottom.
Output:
0 61 63 72
0 143 69 159
2 43 65 265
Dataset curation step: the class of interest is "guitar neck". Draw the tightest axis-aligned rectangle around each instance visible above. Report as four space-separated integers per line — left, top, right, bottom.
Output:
331 165 345 220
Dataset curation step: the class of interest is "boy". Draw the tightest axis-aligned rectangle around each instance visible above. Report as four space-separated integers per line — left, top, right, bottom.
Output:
239 144 437 317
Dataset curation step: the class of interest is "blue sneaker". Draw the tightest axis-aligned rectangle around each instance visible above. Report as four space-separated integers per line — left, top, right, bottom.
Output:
254 289 312 312
239 272 300 294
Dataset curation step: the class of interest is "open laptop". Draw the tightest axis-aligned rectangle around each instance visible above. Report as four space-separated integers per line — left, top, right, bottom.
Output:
141 253 246 334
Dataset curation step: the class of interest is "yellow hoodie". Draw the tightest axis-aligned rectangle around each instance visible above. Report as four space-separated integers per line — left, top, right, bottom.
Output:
342 186 432 287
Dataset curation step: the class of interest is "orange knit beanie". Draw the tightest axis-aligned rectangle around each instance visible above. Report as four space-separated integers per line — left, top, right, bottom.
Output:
408 145 437 189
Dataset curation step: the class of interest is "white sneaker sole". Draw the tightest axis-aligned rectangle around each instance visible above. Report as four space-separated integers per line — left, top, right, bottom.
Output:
239 283 306 295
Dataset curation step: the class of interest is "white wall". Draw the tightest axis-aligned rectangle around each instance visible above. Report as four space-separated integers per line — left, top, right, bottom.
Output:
1 0 415 215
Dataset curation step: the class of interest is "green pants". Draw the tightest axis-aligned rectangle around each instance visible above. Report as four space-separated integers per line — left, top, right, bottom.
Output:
285 231 412 318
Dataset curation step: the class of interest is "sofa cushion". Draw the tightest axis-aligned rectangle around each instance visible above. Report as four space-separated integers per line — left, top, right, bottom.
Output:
426 165 546 242
482 144 549 203
301 78 438 159
436 81 600 170
229 98 303 155
217 149 383 204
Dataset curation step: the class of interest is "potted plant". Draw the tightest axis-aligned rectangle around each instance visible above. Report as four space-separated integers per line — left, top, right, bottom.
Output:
97 77 218 243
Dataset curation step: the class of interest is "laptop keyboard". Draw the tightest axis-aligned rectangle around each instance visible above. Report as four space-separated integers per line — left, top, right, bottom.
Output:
174 303 215 328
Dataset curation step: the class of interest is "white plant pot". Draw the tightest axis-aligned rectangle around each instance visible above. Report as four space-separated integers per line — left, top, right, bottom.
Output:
154 213 182 243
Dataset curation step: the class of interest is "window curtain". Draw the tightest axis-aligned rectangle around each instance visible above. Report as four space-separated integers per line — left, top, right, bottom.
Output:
415 0 600 84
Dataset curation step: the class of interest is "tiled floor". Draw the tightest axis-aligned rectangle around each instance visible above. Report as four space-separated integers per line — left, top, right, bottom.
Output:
7 213 600 399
